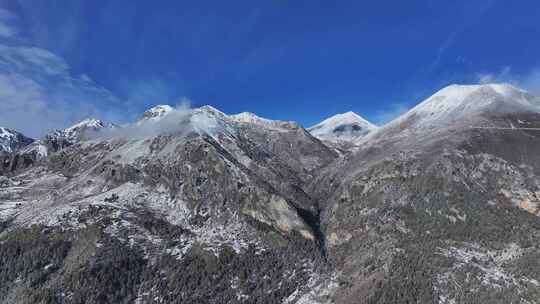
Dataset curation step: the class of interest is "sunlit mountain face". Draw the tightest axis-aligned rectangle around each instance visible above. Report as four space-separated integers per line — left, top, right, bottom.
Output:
2 1 540 303
1 84 540 303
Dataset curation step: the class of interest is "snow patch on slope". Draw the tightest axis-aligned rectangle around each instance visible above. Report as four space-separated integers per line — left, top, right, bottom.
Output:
435 242 537 303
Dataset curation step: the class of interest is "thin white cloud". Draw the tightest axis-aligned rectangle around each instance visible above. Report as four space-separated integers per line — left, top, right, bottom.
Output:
0 45 69 75
427 0 497 74
476 66 511 84
0 8 127 138
373 102 410 126
0 23 15 38
476 66 540 95
0 8 17 38
428 30 459 73
121 78 176 108
94 100 195 141
520 70 540 94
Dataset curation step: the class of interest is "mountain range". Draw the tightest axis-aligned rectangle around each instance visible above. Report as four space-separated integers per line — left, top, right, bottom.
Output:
1 83 540 304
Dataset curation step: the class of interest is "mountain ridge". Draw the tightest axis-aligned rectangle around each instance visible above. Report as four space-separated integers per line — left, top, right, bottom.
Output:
1 82 540 303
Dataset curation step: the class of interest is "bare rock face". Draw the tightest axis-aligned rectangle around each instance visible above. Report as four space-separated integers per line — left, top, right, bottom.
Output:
1 85 540 304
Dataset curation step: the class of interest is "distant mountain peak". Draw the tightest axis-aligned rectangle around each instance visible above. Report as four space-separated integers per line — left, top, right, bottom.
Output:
64 118 105 133
230 112 273 124
308 111 377 143
230 111 300 131
19 117 114 159
139 104 174 122
0 127 34 154
60 117 114 140
195 105 227 118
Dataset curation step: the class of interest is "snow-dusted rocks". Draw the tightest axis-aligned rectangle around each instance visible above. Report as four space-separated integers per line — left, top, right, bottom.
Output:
2 103 336 240
0 127 33 154
308 111 377 143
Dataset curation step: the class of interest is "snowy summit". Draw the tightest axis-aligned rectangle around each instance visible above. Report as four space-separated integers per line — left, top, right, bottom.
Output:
308 111 377 143
386 83 540 132
138 105 175 123
0 127 34 154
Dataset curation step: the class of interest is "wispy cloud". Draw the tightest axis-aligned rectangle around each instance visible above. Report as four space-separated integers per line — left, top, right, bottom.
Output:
93 98 223 141
119 77 179 110
0 7 127 137
427 0 497 74
94 102 192 140
520 70 540 95
372 102 410 125
428 31 459 73
476 66 511 84
476 66 540 94
0 8 17 38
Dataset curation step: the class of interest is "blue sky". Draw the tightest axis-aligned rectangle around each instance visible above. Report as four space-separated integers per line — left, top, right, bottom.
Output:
0 0 539 136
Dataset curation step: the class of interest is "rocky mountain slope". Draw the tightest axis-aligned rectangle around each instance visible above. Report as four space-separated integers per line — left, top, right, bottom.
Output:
1 83 540 304
0 104 336 304
308 83 540 303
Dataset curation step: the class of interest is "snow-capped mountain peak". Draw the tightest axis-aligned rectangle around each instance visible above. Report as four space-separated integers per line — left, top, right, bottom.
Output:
194 105 228 119
388 83 540 132
420 83 534 113
229 111 299 131
139 105 174 122
60 118 113 142
64 118 105 133
17 118 114 160
230 112 274 124
0 127 34 154
308 111 377 143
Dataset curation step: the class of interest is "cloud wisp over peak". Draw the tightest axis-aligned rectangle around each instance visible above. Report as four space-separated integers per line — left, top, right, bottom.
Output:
476 66 540 95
